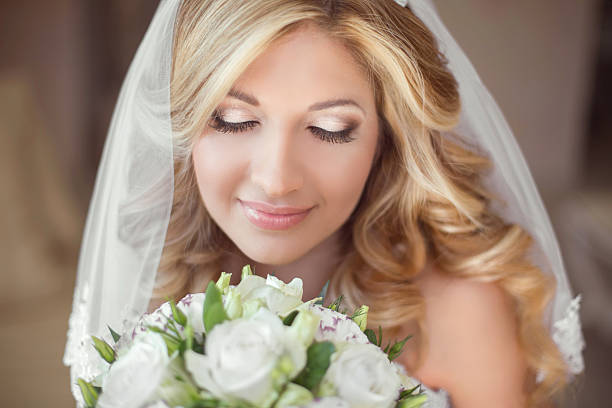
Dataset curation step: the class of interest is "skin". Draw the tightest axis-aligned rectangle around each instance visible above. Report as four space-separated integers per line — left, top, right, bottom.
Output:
399 263 529 407
192 22 529 408
192 23 380 300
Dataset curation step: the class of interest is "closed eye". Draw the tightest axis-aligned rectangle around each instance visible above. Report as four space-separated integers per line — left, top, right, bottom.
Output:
208 112 356 144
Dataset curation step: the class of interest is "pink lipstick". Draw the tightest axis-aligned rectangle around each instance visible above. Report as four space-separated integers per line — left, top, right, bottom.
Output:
239 199 313 230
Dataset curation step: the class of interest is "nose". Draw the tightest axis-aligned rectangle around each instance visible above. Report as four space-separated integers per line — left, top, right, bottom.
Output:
250 131 304 198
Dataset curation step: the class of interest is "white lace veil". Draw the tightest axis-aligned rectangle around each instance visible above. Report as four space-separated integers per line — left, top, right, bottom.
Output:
63 0 585 403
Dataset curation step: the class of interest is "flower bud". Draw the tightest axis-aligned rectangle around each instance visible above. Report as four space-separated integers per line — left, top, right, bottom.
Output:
216 271 232 294
351 305 369 332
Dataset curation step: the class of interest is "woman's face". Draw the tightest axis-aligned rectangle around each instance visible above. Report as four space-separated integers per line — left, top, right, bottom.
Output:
193 24 380 265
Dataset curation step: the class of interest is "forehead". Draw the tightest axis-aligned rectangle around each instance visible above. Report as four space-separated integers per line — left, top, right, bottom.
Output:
230 23 374 111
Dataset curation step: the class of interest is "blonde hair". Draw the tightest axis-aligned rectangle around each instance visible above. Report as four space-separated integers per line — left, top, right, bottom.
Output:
156 0 575 405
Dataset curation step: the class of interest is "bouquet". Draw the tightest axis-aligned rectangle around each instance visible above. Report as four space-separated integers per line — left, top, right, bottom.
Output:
77 265 427 408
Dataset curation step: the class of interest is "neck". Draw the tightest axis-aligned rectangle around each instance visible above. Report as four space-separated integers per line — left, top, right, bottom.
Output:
222 229 344 302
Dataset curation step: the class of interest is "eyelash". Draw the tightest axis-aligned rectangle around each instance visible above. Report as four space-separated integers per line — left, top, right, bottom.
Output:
208 112 356 144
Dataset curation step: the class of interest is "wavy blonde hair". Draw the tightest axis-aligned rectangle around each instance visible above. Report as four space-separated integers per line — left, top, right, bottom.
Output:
155 0 575 405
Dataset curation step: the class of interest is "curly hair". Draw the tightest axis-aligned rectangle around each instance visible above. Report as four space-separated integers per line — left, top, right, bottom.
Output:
154 1 574 405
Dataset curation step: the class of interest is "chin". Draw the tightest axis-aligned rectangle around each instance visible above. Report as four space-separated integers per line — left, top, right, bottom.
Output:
237 238 311 266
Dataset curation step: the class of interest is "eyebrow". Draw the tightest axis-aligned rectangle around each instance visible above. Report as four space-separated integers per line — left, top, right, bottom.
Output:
227 87 365 114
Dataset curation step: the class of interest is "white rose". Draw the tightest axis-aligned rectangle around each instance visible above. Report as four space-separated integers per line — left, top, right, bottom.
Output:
321 343 401 408
300 397 351 408
143 402 170 408
236 274 304 316
97 332 170 408
307 305 369 344
185 308 308 407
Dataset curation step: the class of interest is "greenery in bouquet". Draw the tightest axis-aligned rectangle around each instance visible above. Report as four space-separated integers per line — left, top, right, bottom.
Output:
77 265 427 408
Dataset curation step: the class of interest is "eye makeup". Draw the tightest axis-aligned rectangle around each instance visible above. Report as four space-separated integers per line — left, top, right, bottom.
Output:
208 109 357 144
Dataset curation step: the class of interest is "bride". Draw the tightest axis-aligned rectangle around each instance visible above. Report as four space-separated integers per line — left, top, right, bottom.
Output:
64 1 585 407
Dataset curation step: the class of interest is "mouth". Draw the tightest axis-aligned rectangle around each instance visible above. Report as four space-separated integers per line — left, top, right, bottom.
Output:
238 199 314 230
238 199 313 215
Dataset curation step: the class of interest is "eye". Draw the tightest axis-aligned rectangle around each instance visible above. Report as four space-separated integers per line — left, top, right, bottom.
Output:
208 110 356 144
209 111 257 134
308 126 356 144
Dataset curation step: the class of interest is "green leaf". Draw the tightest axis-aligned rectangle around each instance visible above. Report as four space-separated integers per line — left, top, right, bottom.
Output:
387 335 413 361
146 325 177 338
350 305 369 331
399 384 421 399
203 281 229 333
315 280 329 305
397 393 427 408
107 326 121 343
146 326 181 355
184 324 194 352
192 337 205 354
293 341 336 390
169 299 188 326
282 310 299 326
327 295 343 312
77 378 99 408
364 325 385 347
91 336 115 364
165 318 182 337
364 328 378 345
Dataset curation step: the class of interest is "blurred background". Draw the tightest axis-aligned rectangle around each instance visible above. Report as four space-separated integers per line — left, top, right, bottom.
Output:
0 0 610 406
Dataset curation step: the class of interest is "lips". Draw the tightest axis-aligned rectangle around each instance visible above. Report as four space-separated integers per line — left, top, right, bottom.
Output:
238 200 314 215
238 199 314 230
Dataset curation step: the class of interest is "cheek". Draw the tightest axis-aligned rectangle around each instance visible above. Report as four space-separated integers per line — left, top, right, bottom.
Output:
310 142 377 216
192 135 246 210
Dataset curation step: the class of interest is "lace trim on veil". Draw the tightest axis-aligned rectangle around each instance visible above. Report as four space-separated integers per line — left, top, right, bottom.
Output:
64 282 141 405
63 283 102 405
536 294 585 383
552 294 586 375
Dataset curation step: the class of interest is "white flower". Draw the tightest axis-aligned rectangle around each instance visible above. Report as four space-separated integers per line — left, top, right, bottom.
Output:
236 274 304 316
185 308 308 407
134 301 174 335
129 293 207 347
321 343 401 408
97 332 170 408
223 286 243 319
176 292 207 333
143 402 171 408
301 397 351 408
307 305 369 344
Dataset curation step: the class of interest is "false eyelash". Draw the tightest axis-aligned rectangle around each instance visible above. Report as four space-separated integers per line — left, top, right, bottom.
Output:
208 111 356 144
209 113 258 134
308 126 355 144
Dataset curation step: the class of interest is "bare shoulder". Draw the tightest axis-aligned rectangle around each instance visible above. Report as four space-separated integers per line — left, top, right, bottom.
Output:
407 264 528 407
